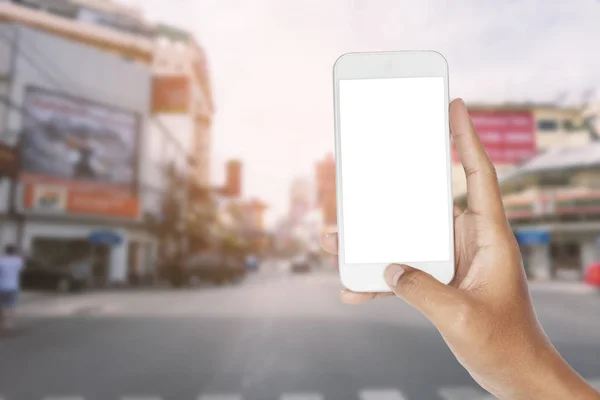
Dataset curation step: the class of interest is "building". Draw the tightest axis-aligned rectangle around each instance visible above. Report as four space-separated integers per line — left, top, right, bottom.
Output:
452 103 595 197
315 153 336 231
151 23 214 188
0 0 214 285
289 177 312 223
490 143 600 281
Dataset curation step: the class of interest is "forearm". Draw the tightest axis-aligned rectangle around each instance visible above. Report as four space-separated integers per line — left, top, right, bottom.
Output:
512 336 600 400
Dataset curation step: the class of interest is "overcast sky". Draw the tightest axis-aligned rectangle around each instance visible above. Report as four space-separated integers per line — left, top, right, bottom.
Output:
121 0 600 225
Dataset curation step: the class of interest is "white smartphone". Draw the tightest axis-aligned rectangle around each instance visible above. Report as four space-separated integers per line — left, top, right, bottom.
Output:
333 51 455 292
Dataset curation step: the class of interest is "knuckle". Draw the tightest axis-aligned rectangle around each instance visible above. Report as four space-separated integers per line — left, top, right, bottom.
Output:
449 300 480 334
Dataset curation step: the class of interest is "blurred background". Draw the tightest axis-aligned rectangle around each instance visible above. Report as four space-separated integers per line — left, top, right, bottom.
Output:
0 0 600 399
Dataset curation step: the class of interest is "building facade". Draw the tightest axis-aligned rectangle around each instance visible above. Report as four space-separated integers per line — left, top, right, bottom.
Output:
495 143 600 281
0 0 214 285
315 153 336 232
452 103 594 197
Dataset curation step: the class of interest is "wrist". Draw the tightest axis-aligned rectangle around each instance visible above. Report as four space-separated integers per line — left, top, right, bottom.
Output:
515 334 599 400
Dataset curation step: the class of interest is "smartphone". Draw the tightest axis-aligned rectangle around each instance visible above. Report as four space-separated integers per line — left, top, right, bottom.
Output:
333 51 455 292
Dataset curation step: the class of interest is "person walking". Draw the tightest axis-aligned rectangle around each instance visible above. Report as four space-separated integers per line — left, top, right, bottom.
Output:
0 244 25 333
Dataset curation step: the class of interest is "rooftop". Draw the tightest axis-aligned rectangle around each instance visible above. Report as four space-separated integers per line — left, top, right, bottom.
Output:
499 142 600 183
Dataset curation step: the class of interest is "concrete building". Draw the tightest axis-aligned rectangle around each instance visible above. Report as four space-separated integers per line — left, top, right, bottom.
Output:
151 23 214 188
289 177 312 223
315 153 336 232
0 0 214 285
452 103 595 197
492 143 600 281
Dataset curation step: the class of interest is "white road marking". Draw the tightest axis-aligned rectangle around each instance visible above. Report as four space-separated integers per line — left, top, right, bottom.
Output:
198 395 243 400
122 397 163 400
43 397 86 400
280 393 324 400
359 389 407 400
438 387 496 400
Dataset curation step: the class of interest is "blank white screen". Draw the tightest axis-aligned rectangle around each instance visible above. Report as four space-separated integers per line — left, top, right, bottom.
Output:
339 77 451 264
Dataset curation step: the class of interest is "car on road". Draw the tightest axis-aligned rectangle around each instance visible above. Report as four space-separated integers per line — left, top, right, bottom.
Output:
291 254 311 274
21 259 88 293
182 252 247 285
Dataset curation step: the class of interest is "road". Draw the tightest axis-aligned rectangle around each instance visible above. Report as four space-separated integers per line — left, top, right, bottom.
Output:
1 266 600 400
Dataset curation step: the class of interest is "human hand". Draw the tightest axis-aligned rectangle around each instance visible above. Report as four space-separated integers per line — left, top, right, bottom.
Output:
322 99 600 399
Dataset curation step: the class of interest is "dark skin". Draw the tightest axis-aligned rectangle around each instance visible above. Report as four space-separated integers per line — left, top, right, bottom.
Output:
322 99 600 400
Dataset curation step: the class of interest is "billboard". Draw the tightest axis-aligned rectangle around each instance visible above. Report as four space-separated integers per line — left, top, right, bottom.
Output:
452 110 536 164
151 76 191 114
19 87 140 218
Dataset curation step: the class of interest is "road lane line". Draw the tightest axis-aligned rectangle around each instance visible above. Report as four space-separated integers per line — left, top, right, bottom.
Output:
122 397 163 400
43 397 86 400
359 389 407 400
280 394 324 400
438 387 496 400
198 395 243 400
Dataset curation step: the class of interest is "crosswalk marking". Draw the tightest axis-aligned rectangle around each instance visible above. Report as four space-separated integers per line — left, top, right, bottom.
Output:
437 387 495 400
359 389 407 400
122 397 163 400
43 397 86 400
4 380 598 400
280 393 324 400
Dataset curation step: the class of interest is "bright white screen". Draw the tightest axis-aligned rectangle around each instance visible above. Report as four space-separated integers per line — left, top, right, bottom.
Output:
339 77 451 264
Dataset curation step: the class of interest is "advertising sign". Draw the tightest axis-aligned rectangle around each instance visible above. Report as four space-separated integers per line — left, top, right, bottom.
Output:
28 184 68 213
20 87 140 218
151 76 191 114
452 110 536 164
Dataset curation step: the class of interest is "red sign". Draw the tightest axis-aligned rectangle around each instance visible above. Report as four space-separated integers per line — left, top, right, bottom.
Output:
452 110 536 164
23 182 140 219
152 76 191 113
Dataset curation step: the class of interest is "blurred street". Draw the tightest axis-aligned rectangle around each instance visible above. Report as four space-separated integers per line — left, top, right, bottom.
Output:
2 265 600 400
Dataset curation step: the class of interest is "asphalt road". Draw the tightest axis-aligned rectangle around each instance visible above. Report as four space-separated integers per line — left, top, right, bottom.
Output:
1 267 600 400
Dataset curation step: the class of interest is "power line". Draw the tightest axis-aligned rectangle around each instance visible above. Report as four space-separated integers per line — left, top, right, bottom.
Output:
0 26 87 96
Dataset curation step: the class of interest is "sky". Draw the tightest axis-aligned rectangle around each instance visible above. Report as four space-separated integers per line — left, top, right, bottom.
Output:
121 0 600 227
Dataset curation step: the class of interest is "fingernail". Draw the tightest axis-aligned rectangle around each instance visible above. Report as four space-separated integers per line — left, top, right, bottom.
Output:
384 264 405 288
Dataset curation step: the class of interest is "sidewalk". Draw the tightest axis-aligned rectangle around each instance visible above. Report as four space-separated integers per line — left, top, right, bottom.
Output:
20 291 54 304
528 281 598 294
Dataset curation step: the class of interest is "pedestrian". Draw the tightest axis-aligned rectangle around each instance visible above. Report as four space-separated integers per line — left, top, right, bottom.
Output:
0 244 25 333
321 99 600 399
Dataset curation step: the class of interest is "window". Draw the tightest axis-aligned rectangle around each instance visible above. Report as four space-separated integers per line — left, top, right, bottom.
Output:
537 119 558 131
538 174 570 187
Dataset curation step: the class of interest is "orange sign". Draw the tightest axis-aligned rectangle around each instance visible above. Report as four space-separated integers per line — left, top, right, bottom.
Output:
152 75 191 113
24 184 139 219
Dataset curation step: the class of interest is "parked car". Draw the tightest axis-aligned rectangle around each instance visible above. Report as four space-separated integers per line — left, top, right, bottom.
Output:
21 259 88 293
291 254 311 274
182 252 247 285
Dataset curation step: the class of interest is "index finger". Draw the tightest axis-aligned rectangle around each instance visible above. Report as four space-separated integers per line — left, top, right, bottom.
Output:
450 99 504 220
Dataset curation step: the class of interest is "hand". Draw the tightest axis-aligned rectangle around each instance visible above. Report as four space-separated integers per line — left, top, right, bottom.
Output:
322 99 600 400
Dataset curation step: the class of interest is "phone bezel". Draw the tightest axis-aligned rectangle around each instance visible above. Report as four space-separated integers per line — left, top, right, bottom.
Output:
333 51 455 292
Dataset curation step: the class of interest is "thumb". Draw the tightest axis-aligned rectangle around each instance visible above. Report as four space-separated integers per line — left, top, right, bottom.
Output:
384 264 461 324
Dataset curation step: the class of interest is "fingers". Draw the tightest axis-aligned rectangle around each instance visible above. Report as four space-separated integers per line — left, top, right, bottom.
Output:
449 99 504 220
340 290 394 304
384 264 462 324
320 232 338 255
